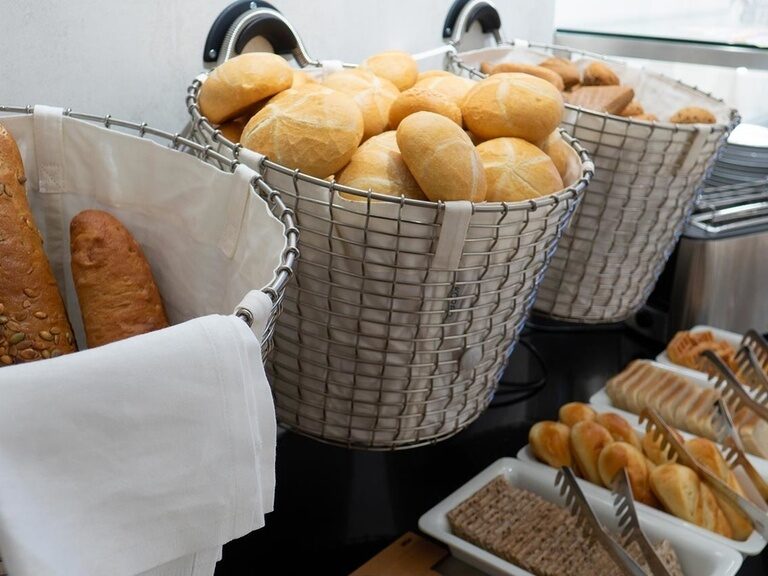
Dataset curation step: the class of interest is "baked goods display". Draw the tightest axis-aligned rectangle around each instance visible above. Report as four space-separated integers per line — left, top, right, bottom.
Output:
665 329 739 372
447 475 685 576
198 51 575 203
528 402 755 540
70 210 169 348
0 123 76 364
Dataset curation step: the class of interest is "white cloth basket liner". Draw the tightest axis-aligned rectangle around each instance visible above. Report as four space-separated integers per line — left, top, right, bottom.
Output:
1 107 286 349
451 46 737 323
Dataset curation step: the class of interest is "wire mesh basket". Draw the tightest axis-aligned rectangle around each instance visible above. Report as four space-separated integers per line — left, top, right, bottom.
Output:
183 7 595 449
0 105 298 361
443 1 740 324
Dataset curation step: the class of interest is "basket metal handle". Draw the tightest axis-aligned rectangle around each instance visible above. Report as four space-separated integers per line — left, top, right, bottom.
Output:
203 0 279 62
443 0 503 46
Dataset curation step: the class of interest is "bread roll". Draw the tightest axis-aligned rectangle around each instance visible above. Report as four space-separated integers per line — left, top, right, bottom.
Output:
462 73 564 144
337 131 426 201
0 124 76 364
542 131 580 187
642 430 683 466
595 412 641 451
361 50 418 91
597 442 654 505
388 87 461 129
477 137 563 202
414 75 476 107
529 421 572 468
198 52 293 124
481 61 565 91
670 106 717 124
582 61 620 86
650 463 733 538
417 70 452 82
539 57 580 89
618 100 644 117
291 70 316 88
633 113 659 122
70 210 168 348
396 111 486 202
570 421 614 486
558 402 596 427
564 86 635 115
218 115 250 143
242 86 364 178
324 69 400 141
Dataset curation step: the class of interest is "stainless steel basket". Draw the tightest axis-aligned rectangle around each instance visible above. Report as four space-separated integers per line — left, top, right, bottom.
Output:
184 6 594 449
444 0 740 324
0 105 298 360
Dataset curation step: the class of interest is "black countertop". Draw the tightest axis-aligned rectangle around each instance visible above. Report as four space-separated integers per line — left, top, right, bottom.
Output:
215 322 768 575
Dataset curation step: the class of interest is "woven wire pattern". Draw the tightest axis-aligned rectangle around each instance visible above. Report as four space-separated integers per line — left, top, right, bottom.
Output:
448 45 739 323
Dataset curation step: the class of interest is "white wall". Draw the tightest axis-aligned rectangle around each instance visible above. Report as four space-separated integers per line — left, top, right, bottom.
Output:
0 1 555 131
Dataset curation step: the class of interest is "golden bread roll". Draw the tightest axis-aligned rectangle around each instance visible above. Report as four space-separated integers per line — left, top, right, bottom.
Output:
361 50 418 91
564 85 635 115
597 442 654 505
482 61 565 91
70 210 169 348
414 75 476 107
686 438 753 540
462 73 564 144
417 70 452 82
242 86 364 178
337 131 426 201
570 421 614 486
198 52 294 124
476 137 563 202
324 69 400 141
595 412 642 451
396 111 486 202
529 421 572 468
618 100 644 117
291 70 316 88
670 106 717 124
541 131 580 187
633 113 659 122
582 61 620 86
218 115 250 143
388 87 462 129
642 429 683 466
465 130 484 146
558 402 597 427
539 57 580 88
650 463 733 538
0 123 76 364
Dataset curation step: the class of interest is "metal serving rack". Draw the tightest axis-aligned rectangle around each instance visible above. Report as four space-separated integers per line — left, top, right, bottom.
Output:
184 4 594 449
555 467 647 576
0 105 298 360
443 0 740 324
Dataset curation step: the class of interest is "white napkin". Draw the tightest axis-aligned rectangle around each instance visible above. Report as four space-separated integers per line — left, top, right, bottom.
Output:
0 314 276 576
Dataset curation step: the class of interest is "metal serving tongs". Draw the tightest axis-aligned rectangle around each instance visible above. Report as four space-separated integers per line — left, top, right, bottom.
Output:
610 468 672 576
639 408 768 539
699 349 768 423
742 329 768 371
555 467 647 576
735 342 768 397
711 398 768 502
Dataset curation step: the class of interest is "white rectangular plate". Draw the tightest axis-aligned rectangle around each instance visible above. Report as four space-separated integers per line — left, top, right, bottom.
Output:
656 324 743 377
418 457 744 575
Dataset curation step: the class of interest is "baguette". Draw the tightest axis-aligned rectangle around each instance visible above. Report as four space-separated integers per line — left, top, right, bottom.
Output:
0 123 76 364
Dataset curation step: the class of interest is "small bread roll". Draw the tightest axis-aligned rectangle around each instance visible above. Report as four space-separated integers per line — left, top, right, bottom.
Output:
582 61 620 86
632 113 659 122
595 412 642 451
417 70 452 82
218 115 249 143
670 106 717 124
361 50 418 91
477 138 563 202
324 69 400 141
462 73 564 144
482 61 565 91
242 86 364 178
539 57 580 89
598 442 654 505
541 131 580 187
642 429 683 466
388 87 462 129
337 131 425 201
414 75 476 107
570 421 614 486
199 52 293 124
396 111 486 202
618 100 644 117
559 402 597 427
291 70 316 88
529 421 572 468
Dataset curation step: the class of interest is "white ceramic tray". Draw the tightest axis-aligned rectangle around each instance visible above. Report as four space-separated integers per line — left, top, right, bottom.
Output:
418 457 744 576
517 444 767 556
656 324 743 378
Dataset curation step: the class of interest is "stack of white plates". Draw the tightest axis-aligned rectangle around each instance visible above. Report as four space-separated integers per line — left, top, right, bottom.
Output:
706 123 768 187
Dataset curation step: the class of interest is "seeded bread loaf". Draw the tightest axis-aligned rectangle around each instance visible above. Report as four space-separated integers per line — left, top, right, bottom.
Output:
70 210 168 348
0 123 76 365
